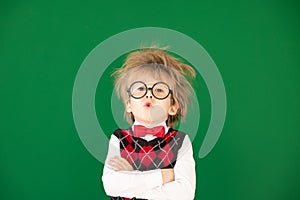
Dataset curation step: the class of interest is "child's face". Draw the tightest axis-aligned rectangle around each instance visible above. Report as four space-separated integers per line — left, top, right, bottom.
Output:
125 75 178 127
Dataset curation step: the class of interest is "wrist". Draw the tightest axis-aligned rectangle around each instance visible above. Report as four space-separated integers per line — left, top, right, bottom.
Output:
161 168 175 184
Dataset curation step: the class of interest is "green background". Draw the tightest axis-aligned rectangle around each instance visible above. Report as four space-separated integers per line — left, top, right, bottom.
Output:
1 0 299 199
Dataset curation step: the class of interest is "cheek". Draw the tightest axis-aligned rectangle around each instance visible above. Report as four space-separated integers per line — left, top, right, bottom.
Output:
151 105 168 118
129 101 143 114
153 101 171 116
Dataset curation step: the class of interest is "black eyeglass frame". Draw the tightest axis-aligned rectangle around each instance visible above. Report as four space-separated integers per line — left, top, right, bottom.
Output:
127 81 173 100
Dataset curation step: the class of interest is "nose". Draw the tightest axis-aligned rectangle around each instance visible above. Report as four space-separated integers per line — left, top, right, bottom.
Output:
145 88 153 98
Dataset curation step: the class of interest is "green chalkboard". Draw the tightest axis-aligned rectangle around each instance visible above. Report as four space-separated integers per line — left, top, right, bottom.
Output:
1 1 299 200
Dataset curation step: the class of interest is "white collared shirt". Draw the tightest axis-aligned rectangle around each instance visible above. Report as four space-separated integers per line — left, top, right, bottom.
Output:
102 121 196 200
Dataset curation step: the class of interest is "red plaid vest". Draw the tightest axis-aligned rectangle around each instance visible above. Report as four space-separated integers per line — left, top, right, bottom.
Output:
110 128 186 200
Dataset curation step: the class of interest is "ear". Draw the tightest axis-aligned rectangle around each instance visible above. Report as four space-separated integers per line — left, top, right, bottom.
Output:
168 99 179 116
125 100 132 113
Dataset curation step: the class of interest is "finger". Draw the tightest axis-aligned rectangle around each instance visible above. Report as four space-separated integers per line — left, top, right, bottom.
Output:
108 158 123 171
114 157 133 171
108 160 118 170
113 157 128 169
117 157 133 170
109 157 127 171
119 157 133 171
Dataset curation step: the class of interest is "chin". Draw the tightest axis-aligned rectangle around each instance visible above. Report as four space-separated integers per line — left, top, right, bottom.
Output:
141 119 153 125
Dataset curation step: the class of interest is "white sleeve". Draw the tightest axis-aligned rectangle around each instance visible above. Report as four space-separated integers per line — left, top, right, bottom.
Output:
135 135 196 200
101 134 163 198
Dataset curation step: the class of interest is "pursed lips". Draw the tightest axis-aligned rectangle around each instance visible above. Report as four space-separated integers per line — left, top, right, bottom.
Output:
144 102 152 108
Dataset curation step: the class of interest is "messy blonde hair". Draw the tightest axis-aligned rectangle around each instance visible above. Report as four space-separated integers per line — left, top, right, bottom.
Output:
113 47 196 128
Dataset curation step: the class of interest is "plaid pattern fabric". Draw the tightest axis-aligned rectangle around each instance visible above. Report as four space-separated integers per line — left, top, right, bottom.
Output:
110 128 186 200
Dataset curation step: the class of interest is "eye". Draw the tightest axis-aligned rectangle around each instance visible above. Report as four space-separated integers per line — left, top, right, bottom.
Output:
155 88 164 93
137 87 145 91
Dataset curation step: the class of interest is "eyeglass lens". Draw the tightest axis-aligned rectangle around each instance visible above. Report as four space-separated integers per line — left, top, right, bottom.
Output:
129 82 170 99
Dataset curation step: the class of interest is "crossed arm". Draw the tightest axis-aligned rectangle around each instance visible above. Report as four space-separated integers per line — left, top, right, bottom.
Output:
102 135 196 200
109 156 175 184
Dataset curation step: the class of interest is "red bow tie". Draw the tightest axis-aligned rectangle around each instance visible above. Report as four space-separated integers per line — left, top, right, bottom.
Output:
134 125 165 138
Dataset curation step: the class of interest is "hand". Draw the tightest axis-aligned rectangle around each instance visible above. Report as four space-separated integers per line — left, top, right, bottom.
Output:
161 168 175 184
108 156 134 171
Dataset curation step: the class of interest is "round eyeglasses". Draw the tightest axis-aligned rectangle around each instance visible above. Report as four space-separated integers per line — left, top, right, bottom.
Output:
127 81 173 100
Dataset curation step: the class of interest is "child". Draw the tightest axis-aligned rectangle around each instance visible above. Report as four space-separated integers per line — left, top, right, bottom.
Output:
102 47 196 200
